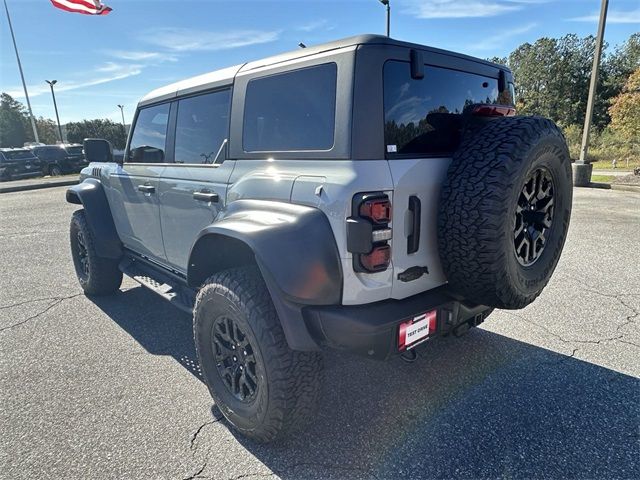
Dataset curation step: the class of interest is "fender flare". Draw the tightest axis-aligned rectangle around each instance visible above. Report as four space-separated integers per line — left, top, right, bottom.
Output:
188 200 343 351
66 178 122 259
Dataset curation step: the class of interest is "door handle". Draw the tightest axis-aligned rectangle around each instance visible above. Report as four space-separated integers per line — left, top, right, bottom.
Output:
137 184 155 194
193 191 219 203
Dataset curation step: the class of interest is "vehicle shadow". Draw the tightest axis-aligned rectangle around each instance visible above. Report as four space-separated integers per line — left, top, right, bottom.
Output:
91 286 639 479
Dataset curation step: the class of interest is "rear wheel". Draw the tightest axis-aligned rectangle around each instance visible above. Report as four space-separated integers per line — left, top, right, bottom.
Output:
194 267 323 443
438 116 572 309
50 165 62 176
70 209 122 295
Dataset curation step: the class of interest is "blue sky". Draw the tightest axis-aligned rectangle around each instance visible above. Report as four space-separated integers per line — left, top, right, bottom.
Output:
1 0 638 124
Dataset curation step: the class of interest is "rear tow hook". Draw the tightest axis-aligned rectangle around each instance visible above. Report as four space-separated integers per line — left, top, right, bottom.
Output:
400 349 419 363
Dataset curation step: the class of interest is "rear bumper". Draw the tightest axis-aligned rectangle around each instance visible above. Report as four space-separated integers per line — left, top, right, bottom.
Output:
302 286 491 360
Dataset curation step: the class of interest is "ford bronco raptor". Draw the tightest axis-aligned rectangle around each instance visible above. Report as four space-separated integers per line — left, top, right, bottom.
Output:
67 35 572 442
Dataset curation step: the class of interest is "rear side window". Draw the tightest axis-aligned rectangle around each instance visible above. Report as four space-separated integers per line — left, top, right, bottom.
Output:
384 61 510 156
2 150 35 160
174 89 230 164
128 103 170 163
243 63 337 152
65 146 83 156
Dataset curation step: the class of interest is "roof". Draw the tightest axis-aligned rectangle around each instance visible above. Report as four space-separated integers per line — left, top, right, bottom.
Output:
139 34 508 106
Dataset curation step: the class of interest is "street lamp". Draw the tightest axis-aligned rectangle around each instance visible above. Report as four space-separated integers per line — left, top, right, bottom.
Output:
46 79 63 143
378 0 390 37
117 104 125 127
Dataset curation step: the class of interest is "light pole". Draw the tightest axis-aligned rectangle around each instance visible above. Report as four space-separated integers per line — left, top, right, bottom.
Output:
574 0 608 186
46 80 63 143
4 0 38 142
378 0 390 37
117 104 125 127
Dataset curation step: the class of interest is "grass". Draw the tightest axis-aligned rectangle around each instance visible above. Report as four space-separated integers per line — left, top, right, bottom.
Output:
590 175 615 183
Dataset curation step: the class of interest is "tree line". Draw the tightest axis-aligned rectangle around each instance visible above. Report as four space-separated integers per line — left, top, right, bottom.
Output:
0 93 127 149
1 33 638 160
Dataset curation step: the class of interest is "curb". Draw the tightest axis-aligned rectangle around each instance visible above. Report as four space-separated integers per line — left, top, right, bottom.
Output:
0 178 78 194
610 184 640 193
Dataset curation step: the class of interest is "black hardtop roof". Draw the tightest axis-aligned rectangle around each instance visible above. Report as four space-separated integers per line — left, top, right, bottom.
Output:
241 34 510 72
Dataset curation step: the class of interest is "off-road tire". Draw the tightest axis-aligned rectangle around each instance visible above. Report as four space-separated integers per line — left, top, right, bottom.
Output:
194 266 323 443
438 116 572 309
70 209 123 295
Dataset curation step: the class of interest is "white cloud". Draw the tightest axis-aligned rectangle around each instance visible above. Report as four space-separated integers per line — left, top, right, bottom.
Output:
568 8 640 24
296 19 331 32
469 22 537 51
106 50 178 62
406 0 521 19
5 63 142 100
140 28 280 52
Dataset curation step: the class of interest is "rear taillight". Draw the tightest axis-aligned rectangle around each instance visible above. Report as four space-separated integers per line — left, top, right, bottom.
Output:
359 198 391 224
347 193 392 273
472 104 516 117
360 244 391 272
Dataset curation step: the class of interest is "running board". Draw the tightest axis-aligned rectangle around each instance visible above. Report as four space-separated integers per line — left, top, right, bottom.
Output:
119 258 195 314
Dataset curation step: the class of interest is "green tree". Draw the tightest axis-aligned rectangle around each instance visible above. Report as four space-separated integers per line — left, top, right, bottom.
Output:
65 119 127 149
609 67 640 141
0 93 28 147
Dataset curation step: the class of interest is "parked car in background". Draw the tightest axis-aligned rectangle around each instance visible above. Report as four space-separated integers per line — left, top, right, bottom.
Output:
0 148 45 182
31 144 88 176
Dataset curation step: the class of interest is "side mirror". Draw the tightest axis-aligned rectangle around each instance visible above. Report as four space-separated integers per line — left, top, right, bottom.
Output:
83 138 116 164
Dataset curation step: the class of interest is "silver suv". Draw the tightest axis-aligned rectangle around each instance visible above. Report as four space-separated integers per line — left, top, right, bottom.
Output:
67 35 572 442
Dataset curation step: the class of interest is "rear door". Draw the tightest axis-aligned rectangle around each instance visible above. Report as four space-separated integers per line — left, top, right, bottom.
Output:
158 88 235 273
108 103 170 261
383 59 510 299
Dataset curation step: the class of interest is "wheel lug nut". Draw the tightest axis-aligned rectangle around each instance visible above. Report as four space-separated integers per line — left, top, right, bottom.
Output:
233 356 237 362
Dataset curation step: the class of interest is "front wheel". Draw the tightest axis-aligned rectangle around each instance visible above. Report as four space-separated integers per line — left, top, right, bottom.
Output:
70 209 122 295
194 267 323 443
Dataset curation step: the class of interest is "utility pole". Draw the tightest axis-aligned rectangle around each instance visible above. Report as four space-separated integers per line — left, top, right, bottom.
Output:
46 80 63 143
3 0 39 143
379 0 390 37
574 0 608 186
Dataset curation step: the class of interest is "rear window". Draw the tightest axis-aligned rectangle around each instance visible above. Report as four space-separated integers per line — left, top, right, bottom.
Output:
243 63 337 152
65 146 83 156
383 61 511 156
2 150 35 160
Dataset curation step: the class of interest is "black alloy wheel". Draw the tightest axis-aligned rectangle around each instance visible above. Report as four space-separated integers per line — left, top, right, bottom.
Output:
212 316 259 402
514 167 555 266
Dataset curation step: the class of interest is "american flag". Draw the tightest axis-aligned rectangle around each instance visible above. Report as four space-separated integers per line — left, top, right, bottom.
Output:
50 0 112 15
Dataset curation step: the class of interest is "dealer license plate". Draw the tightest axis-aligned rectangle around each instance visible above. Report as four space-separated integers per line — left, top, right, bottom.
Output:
398 310 437 350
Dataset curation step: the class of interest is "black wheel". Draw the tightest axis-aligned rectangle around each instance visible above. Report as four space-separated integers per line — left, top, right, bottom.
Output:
194 267 323 443
70 209 122 295
50 165 62 176
438 116 572 309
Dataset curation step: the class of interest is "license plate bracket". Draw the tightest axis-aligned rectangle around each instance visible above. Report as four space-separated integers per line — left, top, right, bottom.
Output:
398 310 437 351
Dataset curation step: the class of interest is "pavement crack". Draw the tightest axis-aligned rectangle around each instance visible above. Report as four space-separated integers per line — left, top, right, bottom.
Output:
189 419 221 452
0 293 83 332
182 461 207 480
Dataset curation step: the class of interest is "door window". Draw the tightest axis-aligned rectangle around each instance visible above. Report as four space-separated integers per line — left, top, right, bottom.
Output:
128 103 170 163
242 63 337 152
174 90 231 164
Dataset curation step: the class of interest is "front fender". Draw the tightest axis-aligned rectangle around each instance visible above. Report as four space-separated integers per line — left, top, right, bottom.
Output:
66 178 122 259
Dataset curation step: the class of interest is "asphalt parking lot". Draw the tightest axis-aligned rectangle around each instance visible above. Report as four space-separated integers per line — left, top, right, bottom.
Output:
1 186 638 479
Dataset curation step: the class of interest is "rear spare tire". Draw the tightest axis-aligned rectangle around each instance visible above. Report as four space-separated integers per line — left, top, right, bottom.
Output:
438 116 572 309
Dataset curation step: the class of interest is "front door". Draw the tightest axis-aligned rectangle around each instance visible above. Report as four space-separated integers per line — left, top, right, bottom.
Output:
109 102 171 262
158 89 234 273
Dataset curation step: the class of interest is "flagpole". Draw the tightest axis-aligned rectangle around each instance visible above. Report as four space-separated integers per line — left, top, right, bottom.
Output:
3 0 39 143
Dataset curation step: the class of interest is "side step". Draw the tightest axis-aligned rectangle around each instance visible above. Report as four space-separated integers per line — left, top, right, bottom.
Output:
119 258 196 314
